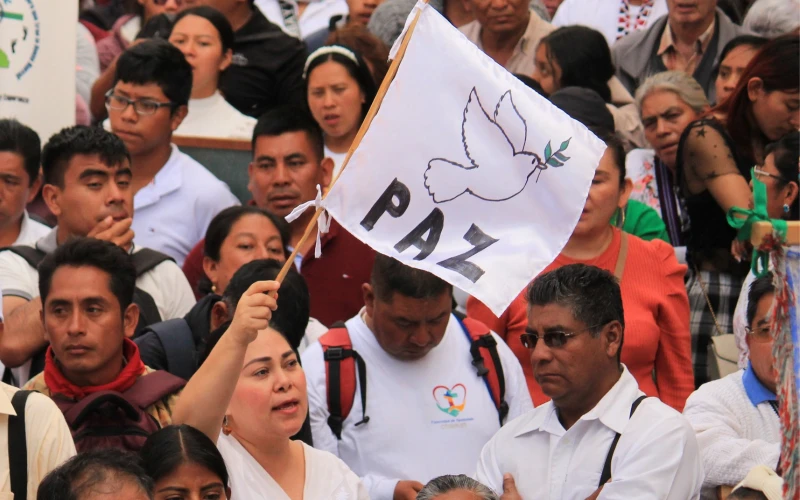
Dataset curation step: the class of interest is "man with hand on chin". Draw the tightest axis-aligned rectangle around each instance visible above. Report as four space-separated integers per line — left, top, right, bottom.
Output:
477 264 702 499
0 126 195 387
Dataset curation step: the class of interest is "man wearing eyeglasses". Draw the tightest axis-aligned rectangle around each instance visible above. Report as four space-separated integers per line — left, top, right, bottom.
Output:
105 39 239 267
683 273 782 498
476 263 702 499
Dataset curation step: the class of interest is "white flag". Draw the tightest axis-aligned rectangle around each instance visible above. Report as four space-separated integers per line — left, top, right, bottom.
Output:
324 2 606 315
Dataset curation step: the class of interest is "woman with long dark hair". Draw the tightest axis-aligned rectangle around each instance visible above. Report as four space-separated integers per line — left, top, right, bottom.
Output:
675 34 799 387
532 26 646 150
304 44 377 177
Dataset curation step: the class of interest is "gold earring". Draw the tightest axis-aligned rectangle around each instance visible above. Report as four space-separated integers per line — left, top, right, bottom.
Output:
222 415 232 435
211 284 218 294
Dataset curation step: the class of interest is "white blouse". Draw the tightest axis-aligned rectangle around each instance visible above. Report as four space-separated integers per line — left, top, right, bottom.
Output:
216 433 369 500
175 92 257 140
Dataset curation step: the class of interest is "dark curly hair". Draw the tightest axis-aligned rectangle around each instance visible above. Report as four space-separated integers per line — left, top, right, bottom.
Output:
41 125 130 188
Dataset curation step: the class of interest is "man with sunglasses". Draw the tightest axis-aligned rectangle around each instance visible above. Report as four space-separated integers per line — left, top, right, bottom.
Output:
476 263 702 499
683 273 782 498
106 39 239 266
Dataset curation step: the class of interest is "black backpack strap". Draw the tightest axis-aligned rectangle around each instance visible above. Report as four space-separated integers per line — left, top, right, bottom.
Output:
9 390 33 500
2 245 47 270
148 319 197 380
131 248 174 276
599 395 648 486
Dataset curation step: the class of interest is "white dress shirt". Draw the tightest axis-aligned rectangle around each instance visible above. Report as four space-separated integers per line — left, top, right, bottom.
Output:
301 310 533 500
132 145 240 266
476 367 703 499
682 366 781 499
552 0 668 46
255 0 349 38
175 92 257 140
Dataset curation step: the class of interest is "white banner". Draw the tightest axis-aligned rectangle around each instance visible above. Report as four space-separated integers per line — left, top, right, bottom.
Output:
324 2 606 315
1 0 76 142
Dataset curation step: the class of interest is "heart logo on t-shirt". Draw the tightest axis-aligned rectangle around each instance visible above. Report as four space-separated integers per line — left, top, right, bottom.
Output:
432 384 467 416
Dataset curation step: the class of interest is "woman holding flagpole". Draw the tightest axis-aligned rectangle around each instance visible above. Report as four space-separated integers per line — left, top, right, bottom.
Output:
304 44 377 178
467 133 695 412
173 278 369 499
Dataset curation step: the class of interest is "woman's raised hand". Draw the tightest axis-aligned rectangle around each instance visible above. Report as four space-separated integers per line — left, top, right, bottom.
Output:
228 281 280 346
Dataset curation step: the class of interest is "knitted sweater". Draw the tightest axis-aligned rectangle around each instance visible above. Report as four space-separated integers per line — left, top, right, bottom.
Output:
682 369 780 499
466 228 694 411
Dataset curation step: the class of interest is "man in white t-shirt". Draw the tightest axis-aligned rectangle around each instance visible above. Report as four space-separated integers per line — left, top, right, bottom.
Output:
0 119 50 248
302 254 533 500
107 39 240 266
0 126 196 387
476 264 703 499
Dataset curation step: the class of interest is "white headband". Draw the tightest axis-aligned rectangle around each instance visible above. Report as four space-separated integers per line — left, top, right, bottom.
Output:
303 45 359 79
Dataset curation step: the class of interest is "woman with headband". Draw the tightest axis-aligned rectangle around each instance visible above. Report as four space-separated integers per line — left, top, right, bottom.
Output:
304 45 378 178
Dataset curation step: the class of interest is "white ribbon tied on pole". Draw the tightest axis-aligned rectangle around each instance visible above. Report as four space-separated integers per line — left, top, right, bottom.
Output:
284 184 330 258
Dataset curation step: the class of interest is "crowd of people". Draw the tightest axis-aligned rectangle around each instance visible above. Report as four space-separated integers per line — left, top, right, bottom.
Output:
1 0 798 498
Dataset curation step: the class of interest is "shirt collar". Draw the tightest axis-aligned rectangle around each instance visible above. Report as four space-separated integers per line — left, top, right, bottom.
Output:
0 385 16 416
657 17 716 57
514 366 640 438
133 145 183 208
36 227 59 254
743 361 777 407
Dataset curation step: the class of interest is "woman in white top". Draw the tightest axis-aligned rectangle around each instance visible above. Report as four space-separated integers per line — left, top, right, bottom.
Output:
169 7 257 140
305 45 377 178
173 279 368 500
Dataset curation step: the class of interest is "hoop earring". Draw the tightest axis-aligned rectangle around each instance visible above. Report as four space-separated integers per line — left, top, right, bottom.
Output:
222 415 232 436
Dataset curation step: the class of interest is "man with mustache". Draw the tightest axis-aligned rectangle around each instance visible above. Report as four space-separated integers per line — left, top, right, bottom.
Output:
613 0 750 101
683 274 782 498
0 126 195 387
182 106 375 326
476 264 702 499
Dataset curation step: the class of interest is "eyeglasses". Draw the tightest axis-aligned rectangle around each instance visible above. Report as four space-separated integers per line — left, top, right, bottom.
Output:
105 91 176 116
519 323 606 350
745 325 773 343
752 167 788 184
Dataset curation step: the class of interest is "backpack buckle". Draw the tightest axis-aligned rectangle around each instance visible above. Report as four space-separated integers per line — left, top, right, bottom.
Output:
471 358 489 377
325 346 346 361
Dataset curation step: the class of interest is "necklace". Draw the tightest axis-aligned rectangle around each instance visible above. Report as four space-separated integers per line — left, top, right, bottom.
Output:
616 0 655 40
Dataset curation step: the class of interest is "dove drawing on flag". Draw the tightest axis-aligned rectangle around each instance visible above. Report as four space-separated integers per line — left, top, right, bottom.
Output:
424 87 572 204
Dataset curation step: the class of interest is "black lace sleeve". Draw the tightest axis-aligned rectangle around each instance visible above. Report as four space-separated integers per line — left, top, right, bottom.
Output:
678 119 747 195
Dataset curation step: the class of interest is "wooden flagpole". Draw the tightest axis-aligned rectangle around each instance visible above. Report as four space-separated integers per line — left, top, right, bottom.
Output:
274 1 429 283
751 221 800 247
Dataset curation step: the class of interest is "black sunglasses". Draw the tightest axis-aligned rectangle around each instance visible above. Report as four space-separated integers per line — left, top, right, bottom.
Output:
519 323 607 350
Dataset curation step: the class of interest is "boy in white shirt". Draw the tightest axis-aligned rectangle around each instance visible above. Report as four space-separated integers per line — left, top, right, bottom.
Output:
477 264 703 500
106 39 239 266
302 254 532 500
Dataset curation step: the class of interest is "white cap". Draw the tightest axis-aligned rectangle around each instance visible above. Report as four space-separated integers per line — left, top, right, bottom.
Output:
732 465 784 500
